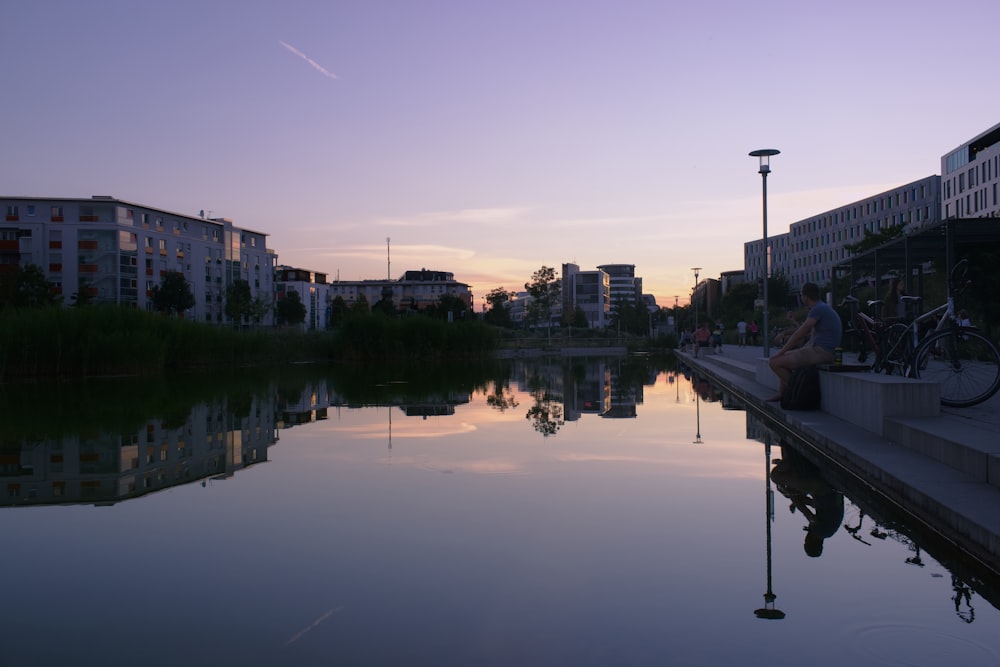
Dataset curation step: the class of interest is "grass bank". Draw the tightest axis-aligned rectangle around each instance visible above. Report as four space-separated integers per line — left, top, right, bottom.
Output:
0 306 501 380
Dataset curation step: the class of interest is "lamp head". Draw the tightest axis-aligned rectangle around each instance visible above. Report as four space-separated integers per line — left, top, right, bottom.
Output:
749 148 780 174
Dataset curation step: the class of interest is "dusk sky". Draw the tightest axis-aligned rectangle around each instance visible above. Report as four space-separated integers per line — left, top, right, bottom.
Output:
5 0 999 307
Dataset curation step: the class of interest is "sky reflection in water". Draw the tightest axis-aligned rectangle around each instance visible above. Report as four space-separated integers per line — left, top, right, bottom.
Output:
1 360 999 666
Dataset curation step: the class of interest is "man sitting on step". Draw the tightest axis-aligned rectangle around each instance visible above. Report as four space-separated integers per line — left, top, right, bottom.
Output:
767 282 843 402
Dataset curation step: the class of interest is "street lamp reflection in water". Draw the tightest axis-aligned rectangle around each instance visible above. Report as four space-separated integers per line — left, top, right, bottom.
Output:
755 441 785 620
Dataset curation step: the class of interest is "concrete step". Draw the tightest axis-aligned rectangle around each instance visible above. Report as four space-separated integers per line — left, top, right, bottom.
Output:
885 415 1000 488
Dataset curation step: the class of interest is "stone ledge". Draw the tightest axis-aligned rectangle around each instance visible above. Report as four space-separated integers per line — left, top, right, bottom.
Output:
751 358 939 435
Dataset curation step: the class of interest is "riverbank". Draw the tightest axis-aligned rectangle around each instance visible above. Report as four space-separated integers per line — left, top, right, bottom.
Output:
679 343 1000 575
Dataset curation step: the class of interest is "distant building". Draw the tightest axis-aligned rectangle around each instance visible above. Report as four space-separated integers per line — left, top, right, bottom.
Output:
0 195 276 325
327 269 472 315
597 263 641 307
275 266 330 330
562 263 610 327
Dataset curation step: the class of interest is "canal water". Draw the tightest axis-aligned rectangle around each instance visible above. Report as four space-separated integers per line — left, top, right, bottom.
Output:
2 357 999 666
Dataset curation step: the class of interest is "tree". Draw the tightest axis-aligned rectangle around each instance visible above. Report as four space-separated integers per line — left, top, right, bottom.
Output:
524 266 560 331
0 264 58 311
225 279 253 326
350 293 370 315
427 293 469 321
485 287 513 327
609 296 650 335
151 271 195 316
276 289 307 326
328 295 348 328
844 225 906 255
249 296 272 326
718 282 758 326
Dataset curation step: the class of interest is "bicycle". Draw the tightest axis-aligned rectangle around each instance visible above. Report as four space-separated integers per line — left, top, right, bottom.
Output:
874 259 1000 407
839 289 883 364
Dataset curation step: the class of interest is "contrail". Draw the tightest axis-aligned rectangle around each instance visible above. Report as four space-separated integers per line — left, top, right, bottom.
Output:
284 607 343 645
279 40 338 79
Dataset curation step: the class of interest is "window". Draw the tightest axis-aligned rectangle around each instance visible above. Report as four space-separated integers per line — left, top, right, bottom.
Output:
51 206 64 221
5 205 17 220
27 205 36 216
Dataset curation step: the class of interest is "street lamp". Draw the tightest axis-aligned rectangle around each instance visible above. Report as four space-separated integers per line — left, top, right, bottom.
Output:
690 267 701 333
749 149 780 357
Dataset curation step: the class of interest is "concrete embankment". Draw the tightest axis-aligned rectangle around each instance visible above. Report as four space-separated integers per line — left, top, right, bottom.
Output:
678 344 1000 575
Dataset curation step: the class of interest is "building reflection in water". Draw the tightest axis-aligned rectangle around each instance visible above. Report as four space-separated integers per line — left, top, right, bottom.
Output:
0 395 279 508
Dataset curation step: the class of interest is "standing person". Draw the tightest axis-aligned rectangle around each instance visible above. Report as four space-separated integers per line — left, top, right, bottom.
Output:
693 323 711 358
750 320 759 346
712 322 724 354
767 283 843 402
883 277 907 321
737 318 748 347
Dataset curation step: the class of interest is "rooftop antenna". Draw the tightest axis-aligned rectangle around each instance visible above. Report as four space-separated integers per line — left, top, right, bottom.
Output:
386 236 391 280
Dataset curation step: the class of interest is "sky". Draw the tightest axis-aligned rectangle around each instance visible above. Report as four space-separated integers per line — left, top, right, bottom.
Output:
4 0 1000 308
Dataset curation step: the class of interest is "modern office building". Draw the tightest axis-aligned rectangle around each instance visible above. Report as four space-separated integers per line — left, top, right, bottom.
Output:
941 121 1000 220
0 195 276 324
562 263 610 328
596 263 642 307
744 175 941 290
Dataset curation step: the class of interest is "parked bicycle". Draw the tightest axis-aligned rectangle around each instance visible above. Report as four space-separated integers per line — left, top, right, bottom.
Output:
839 289 883 364
874 260 1000 407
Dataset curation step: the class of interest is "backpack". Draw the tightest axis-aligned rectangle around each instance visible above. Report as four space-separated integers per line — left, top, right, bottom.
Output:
781 366 821 410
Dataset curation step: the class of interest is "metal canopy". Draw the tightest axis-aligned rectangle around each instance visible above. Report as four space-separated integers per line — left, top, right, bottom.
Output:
832 218 1000 302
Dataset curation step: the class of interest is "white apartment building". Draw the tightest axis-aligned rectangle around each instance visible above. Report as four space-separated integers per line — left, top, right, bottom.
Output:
942 121 1000 220
1 196 276 324
745 175 941 290
326 269 473 316
275 266 331 330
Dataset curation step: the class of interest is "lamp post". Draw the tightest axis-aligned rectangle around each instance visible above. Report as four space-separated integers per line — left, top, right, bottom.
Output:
749 149 780 357
690 267 701 333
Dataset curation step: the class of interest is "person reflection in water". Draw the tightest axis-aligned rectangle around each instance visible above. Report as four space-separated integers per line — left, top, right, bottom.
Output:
770 445 844 557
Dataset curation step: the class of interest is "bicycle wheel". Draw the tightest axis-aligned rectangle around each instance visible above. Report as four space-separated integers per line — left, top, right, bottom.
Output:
912 328 1000 407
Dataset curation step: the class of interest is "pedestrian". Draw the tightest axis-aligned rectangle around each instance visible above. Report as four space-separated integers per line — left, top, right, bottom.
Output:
712 322 723 353
737 318 748 347
693 323 711 358
750 320 759 346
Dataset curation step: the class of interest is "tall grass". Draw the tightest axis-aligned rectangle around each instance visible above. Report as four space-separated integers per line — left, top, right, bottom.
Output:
0 306 330 379
0 307 499 380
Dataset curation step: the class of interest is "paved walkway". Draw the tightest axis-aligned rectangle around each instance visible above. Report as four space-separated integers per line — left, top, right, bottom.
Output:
678 340 1000 574
691 341 1000 428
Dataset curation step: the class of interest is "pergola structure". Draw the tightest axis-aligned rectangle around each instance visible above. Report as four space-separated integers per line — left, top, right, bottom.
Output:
831 218 1000 307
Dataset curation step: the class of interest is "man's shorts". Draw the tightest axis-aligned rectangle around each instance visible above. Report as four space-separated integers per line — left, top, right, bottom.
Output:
779 344 834 369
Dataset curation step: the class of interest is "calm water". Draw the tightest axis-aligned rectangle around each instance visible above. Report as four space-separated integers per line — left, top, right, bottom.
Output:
2 358 999 666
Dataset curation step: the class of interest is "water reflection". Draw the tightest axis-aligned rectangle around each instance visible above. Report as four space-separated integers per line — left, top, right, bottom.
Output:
3 359 999 629
743 405 1000 628
3 357 1000 664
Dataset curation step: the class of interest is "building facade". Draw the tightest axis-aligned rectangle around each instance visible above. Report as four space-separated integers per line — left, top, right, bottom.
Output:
562 263 610 328
275 266 331 330
322 269 472 318
744 175 941 290
596 263 641 307
942 121 1000 220
0 196 276 324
